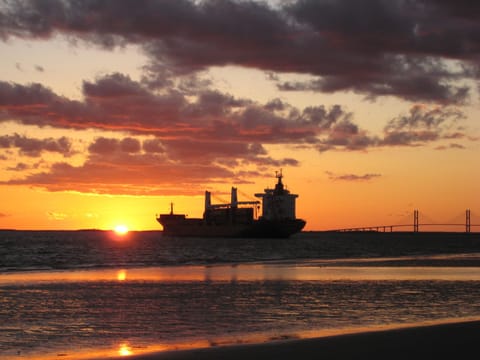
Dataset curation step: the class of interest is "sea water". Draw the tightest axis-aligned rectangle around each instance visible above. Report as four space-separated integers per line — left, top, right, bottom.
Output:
1 230 480 359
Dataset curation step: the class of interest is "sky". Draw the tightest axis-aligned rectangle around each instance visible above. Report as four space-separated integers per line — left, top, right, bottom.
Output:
0 0 479 231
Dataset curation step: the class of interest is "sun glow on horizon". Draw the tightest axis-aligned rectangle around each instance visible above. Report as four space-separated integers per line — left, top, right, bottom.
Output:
118 343 132 356
117 270 127 281
114 224 129 235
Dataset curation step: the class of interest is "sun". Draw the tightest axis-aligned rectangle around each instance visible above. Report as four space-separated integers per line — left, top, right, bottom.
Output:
118 343 132 356
117 270 127 281
114 224 129 235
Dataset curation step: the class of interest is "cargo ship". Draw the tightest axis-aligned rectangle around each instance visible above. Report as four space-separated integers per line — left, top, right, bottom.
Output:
157 171 306 238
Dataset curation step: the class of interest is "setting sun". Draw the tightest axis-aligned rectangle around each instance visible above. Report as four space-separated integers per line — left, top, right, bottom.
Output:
117 270 127 281
118 343 132 356
114 224 129 235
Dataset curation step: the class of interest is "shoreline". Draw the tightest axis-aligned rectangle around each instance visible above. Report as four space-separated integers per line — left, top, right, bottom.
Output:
100 319 480 360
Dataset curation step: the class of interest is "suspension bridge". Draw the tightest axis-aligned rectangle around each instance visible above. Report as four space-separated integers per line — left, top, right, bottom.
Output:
333 209 480 233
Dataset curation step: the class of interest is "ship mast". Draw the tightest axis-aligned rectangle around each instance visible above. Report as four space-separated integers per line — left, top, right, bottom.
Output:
275 169 282 181
274 169 286 195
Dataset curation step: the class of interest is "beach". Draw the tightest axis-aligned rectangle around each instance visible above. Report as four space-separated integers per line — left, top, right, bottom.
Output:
101 319 480 360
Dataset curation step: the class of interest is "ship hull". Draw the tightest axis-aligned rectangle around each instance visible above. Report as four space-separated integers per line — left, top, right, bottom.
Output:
158 218 306 238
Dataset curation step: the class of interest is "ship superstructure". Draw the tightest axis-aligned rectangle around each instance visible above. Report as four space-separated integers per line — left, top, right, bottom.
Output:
157 171 305 238
255 171 298 221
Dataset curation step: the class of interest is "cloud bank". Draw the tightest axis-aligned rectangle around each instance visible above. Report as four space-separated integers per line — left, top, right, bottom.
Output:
0 0 477 195
1 0 479 103
0 71 471 194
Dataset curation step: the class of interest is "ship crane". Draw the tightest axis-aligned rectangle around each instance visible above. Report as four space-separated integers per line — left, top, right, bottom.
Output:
206 187 260 209
236 201 261 206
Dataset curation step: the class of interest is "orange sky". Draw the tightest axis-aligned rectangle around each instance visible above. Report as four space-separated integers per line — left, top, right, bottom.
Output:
0 1 479 231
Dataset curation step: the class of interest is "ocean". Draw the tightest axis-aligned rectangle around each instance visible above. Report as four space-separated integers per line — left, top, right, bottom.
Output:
1 230 480 359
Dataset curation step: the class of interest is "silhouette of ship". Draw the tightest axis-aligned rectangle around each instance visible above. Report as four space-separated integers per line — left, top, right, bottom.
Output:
157 171 306 238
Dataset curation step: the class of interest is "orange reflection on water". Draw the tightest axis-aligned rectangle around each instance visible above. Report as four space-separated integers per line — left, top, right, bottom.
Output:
2 258 480 286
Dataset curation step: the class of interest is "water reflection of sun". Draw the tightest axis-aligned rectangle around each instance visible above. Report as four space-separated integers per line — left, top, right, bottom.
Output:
118 343 132 356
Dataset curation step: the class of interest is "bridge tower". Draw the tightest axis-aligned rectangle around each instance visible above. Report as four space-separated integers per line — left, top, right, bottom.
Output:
413 209 419 232
466 209 471 233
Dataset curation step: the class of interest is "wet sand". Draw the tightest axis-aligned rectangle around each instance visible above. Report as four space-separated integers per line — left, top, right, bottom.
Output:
101 319 480 360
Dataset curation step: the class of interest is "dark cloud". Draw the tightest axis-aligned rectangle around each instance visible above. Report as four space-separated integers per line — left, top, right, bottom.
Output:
142 138 164 154
182 90 251 118
264 98 287 112
0 81 59 107
83 73 148 98
0 75 351 145
6 162 29 171
313 103 470 152
0 73 472 160
0 74 318 194
276 63 470 104
326 171 382 182
315 118 380 152
0 77 183 130
1 0 479 103
247 156 299 168
0 48 474 197
384 105 465 131
434 143 466 151
0 133 73 157
381 131 438 147
120 137 141 153
381 105 466 146
88 137 141 155
88 137 119 154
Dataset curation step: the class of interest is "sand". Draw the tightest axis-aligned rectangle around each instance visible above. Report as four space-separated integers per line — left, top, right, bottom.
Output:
100 320 480 360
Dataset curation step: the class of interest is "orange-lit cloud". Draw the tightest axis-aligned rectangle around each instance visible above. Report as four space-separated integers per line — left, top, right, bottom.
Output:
0 74 473 195
0 133 74 157
0 75 469 149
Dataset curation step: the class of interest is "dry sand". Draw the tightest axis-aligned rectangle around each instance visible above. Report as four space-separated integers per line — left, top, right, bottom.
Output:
101 320 479 360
